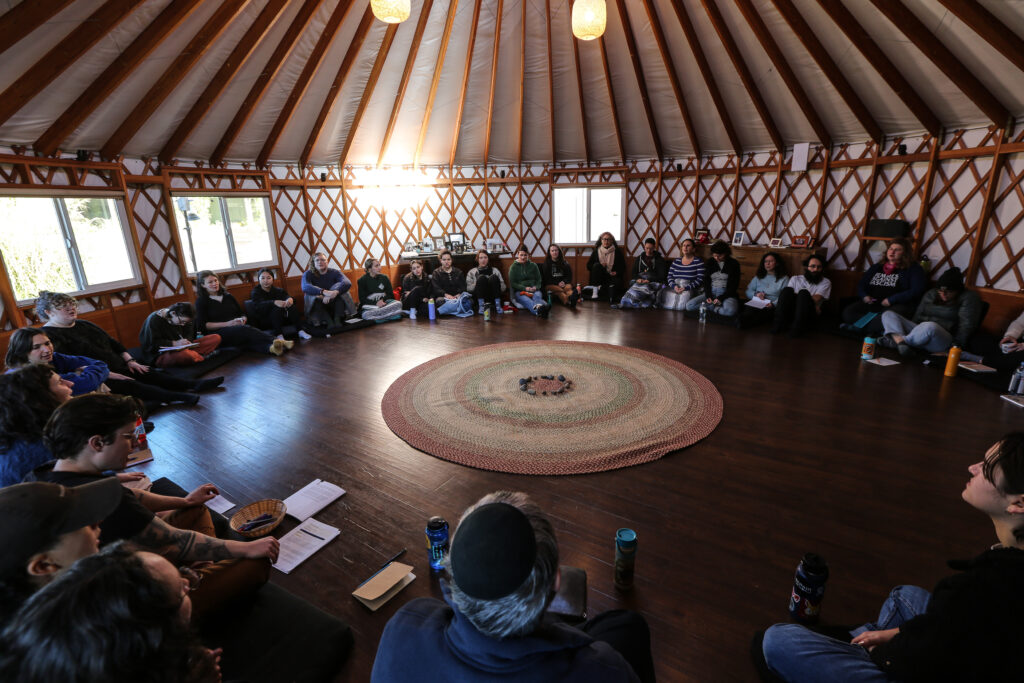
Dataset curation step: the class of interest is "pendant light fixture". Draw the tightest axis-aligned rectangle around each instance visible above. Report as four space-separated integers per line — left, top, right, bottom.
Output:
370 0 411 24
572 0 606 41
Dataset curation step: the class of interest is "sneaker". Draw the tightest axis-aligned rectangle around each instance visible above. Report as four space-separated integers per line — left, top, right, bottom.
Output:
876 334 896 349
897 342 914 357
538 304 550 319
269 339 286 356
282 339 295 350
298 329 313 340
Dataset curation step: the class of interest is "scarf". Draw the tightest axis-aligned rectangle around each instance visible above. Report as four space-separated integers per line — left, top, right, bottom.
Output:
598 245 616 272
882 261 898 275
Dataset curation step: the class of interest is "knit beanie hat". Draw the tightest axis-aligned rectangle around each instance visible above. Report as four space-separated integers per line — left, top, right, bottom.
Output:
449 503 536 599
937 267 964 291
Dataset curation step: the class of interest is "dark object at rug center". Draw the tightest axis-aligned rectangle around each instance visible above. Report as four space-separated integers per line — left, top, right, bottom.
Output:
519 374 573 396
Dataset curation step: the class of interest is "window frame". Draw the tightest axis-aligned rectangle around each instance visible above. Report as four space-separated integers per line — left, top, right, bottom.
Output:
170 193 278 275
551 184 627 247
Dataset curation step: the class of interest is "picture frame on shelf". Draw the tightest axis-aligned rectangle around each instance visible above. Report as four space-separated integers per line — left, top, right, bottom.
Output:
695 228 710 245
768 237 784 248
792 235 814 248
731 231 746 247
432 236 446 251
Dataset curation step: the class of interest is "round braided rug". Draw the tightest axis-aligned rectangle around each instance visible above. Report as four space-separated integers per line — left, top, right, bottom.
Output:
381 340 723 475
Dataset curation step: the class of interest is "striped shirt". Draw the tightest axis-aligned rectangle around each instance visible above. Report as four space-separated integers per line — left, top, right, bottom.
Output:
667 257 704 290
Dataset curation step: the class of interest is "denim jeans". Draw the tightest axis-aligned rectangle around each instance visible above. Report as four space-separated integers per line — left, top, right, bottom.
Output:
762 585 932 683
513 290 546 314
881 312 954 352
684 287 739 317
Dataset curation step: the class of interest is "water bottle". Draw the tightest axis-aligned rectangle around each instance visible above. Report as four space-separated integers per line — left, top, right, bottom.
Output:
614 528 637 590
427 298 436 320
132 416 148 451
699 302 707 324
425 517 449 572
409 307 417 320
1009 362 1024 395
789 553 829 624
944 345 962 377
861 337 876 360
547 291 553 306
484 306 492 322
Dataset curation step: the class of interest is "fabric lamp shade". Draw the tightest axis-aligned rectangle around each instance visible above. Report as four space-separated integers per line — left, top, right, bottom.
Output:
572 0 606 41
370 0 410 23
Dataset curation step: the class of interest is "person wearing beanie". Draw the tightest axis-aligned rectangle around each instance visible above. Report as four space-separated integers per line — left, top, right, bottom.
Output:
685 240 741 318
371 491 655 682
878 266 983 356
618 238 668 309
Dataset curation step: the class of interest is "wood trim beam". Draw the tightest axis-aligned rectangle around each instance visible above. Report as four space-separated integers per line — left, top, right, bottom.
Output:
570 23 591 163
867 0 1010 129
338 22 401 167
936 0 1024 77
912 136 941 254
813 0 940 138
0 0 75 56
517 0 526 166
377 0 435 168
698 0 784 151
613 0 664 159
731 0 832 147
159 0 288 164
812 146 831 244
482 0 505 168
0 0 148 127
303 7 375 168
36 0 206 157
210 0 323 167
100 0 251 160
449 0 483 170
769 0 883 143
544 0 557 163
597 37 625 162
414 0 459 168
966 129 1007 285
256 0 355 168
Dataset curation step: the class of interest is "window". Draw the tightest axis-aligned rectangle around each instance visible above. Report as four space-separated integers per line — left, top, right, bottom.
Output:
0 196 138 302
552 186 625 245
173 196 275 273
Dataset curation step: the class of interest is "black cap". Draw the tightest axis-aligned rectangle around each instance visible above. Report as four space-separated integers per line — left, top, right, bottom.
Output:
0 479 121 574
937 267 964 291
450 502 537 600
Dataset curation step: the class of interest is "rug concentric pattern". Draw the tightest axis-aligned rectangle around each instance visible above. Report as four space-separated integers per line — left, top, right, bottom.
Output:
381 341 723 475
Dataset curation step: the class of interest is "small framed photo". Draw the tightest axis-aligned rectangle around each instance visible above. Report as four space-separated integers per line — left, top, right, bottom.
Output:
449 232 466 247
695 228 711 244
731 231 746 247
792 235 814 248
485 238 504 252
432 236 446 251
768 237 784 248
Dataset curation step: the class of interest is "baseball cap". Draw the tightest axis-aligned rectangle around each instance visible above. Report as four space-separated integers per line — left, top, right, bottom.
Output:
0 479 122 574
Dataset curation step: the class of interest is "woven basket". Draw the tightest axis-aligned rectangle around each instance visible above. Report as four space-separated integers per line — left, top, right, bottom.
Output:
229 499 286 538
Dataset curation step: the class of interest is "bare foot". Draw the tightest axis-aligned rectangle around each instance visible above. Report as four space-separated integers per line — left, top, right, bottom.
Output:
892 334 905 344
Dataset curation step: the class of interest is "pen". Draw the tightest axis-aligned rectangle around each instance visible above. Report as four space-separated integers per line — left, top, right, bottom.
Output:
357 548 407 588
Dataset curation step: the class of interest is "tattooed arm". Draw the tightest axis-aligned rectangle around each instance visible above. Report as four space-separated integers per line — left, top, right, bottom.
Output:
132 516 280 564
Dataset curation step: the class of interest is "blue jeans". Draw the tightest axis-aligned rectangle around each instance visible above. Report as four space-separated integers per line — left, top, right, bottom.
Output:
684 288 739 317
881 312 954 352
513 290 545 314
763 585 932 683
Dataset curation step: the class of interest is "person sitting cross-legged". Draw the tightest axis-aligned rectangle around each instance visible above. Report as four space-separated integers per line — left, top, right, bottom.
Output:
685 240 740 318
541 244 579 308
301 252 357 327
466 250 507 317
659 238 703 311
771 255 832 337
401 259 440 318
877 267 982 357
585 232 625 302
357 258 404 321
430 250 475 317
509 247 551 318
619 238 668 309
371 490 655 683
249 267 303 340
139 302 222 367
195 271 291 356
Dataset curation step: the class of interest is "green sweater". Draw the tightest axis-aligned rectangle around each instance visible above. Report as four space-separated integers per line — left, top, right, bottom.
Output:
357 273 394 308
509 260 542 292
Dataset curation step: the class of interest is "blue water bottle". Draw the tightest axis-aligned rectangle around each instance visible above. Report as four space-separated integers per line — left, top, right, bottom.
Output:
427 298 436 320
789 553 828 624
425 516 449 572
614 528 637 590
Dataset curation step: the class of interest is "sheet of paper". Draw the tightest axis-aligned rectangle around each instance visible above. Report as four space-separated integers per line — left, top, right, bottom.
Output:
1001 394 1024 408
273 518 340 574
206 494 235 514
958 361 996 373
345 318 362 324
352 562 416 611
743 297 772 309
283 479 346 521
864 357 900 366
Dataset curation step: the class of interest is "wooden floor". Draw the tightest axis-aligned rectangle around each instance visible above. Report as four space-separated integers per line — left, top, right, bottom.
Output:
142 304 1020 682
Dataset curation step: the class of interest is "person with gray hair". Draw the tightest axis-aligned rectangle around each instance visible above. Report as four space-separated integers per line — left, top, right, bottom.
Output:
371 491 655 682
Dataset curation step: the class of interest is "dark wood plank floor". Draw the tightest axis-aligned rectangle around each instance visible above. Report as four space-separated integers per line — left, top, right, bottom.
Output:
141 305 1021 682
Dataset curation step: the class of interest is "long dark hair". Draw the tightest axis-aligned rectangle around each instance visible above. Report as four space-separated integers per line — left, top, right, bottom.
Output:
194 270 221 299
0 543 217 683
4 327 47 369
755 252 788 279
0 365 63 450
544 244 567 267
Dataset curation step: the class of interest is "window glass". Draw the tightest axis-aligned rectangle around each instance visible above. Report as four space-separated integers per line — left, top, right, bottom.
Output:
225 197 273 265
174 196 275 273
590 188 623 242
176 197 230 272
65 198 134 285
551 186 623 244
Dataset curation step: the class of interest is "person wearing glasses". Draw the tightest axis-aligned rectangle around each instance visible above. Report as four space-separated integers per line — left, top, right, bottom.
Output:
586 232 625 303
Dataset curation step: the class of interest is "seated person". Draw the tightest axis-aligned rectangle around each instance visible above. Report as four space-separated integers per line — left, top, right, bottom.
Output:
195 270 291 356
973 309 1024 372
302 252 356 326
841 238 926 336
738 252 789 329
372 491 655 682
430 250 475 317
586 232 625 302
686 240 740 318
0 543 222 683
619 238 668 309
541 244 579 307
0 365 74 487
878 267 982 356
5 327 109 395
660 238 703 311
35 394 279 621
357 258 404 321
250 268 304 340
401 259 439 318
756 432 1024 683
466 250 507 316
38 291 218 406
772 255 831 337
139 302 221 367
0 478 121 626
509 247 551 318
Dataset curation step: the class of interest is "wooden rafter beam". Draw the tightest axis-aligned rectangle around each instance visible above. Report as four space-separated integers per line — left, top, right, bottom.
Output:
302 7 375 168
211 0 323 167
613 0 663 159
414 0 460 168
936 0 1024 76
698 0 784 151
731 0 832 147
449 0 484 169
518 0 526 166
36 0 205 157
639 0 701 155
159 0 289 164
378 0 436 168
544 0 557 163
338 23 401 167
571 22 591 163
769 0 883 143
0 0 147 127
867 0 1010 128
256 0 355 168
0 0 75 57
100 0 251 160
813 0 940 138
482 0 504 168
597 36 625 162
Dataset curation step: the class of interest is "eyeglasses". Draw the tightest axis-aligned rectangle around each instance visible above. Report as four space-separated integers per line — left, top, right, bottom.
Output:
56 303 78 312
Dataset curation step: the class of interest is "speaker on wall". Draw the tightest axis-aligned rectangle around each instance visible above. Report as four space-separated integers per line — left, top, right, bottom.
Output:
864 219 911 239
